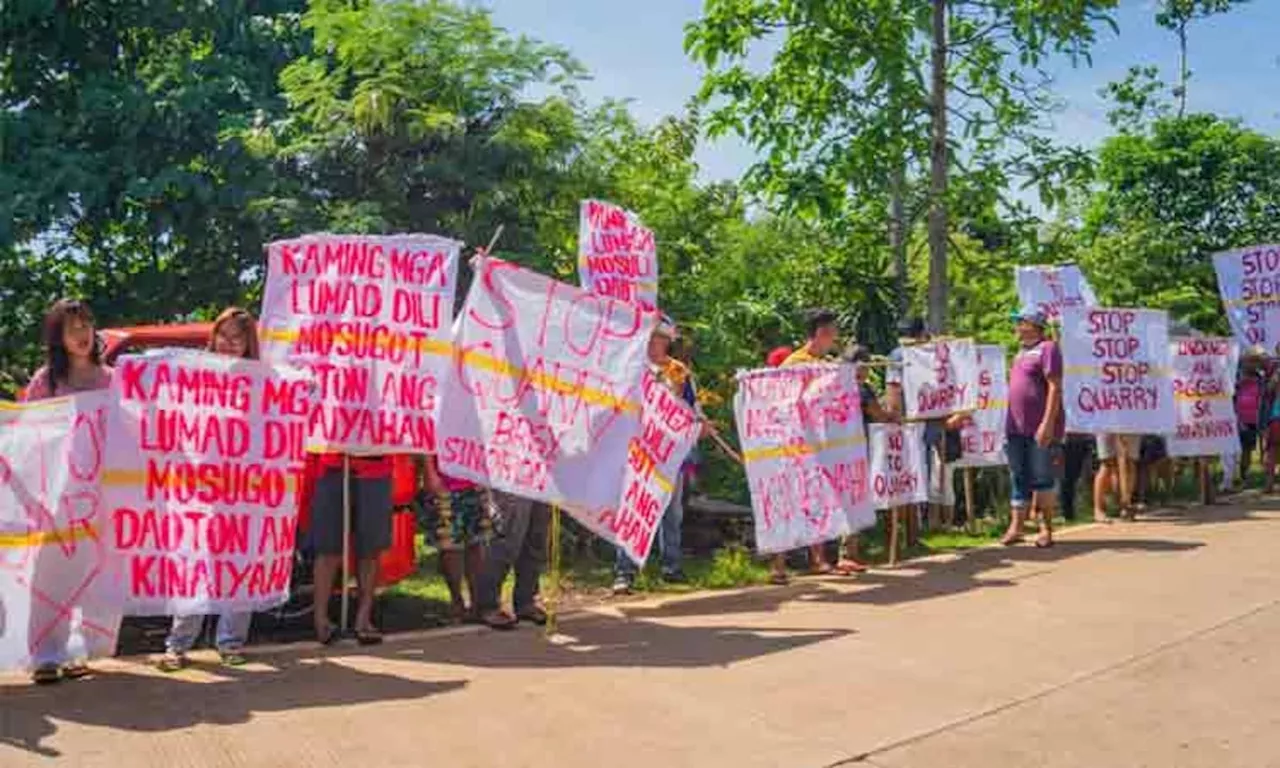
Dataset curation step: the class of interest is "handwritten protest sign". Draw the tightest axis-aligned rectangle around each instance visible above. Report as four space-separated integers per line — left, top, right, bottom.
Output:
436 257 688 563
259 233 461 453
1167 337 1239 458
578 199 658 311
902 339 979 420
734 364 873 554
597 371 700 564
0 393 121 672
104 350 311 615
1015 264 1098 322
869 423 928 510
1061 307 1175 434
1212 244 1280 353
954 345 1008 468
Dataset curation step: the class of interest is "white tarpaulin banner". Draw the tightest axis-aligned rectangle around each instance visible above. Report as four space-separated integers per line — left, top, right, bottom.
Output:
0 393 122 672
734 364 874 554
869 423 928 510
1015 264 1098 323
901 339 979 420
578 199 658 311
1212 244 1280 354
1167 337 1240 458
436 257 692 565
105 350 311 616
954 345 1009 468
259 232 461 453
1061 306 1175 434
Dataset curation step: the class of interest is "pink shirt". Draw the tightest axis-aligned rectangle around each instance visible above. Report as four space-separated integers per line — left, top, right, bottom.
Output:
22 365 113 402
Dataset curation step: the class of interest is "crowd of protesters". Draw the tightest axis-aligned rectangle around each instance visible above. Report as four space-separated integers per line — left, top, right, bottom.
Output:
14 294 1271 684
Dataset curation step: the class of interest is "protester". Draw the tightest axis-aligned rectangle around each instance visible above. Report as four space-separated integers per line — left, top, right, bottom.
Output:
1264 358 1280 494
843 344 899 566
158 308 259 671
20 298 113 684
476 493 549 629
767 309 844 583
1002 307 1062 547
613 316 708 594
1095 434 1139 521
1133 435 1172 511
309 451 393 645
1057 432 1094 522
424 458 494 621
1233 349 1265 489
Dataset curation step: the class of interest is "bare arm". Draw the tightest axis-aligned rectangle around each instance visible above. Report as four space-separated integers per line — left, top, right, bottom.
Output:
1038 376 1063 446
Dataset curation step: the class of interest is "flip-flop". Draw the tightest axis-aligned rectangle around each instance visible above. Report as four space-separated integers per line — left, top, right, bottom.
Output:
482 611 518 631
61 662 91 679
356 629 385 646
1035 537 1055 548
32 665 60 685
1000 534 1025 547
316 626 340 646
833 559 868 576
516 606 548 626
769 572 790 586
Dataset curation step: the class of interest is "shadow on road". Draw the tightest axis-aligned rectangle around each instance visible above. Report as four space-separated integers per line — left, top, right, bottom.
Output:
617 536 1205 621
0 657 466 758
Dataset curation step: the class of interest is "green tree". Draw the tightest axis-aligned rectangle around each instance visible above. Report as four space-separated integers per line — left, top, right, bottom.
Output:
1154 0 1248 117
1079 114 1280 331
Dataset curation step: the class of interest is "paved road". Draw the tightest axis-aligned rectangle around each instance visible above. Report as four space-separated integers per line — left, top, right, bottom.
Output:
4 501 1280 767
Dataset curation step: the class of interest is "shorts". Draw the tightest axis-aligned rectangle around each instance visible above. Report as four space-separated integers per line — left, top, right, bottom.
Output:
1240 426 1258 452
310 470 392 558
1097 434 1139 463
1006 434 1056 508
426 487 494 551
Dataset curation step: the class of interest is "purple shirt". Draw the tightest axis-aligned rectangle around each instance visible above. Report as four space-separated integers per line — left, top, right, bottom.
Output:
1006 340 1062 438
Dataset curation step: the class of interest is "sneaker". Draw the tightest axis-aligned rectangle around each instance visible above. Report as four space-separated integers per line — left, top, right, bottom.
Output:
661 570 688 584
611 576 633 596
219 650 248 667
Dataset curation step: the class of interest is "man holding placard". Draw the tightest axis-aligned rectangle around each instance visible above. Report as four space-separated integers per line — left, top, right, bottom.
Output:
1002 307 1063 547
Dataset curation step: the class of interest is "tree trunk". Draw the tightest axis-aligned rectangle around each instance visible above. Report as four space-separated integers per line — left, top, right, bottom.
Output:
927 0 948 334
889 159 907 317
1177 21 1188 117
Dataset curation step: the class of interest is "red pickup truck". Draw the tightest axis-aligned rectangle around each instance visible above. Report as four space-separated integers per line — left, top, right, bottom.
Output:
99 323 420 589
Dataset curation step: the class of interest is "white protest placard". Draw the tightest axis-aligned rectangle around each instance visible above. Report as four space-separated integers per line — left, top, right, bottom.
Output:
435 257 693 564
1212 244 1280 353
599 370 701 564
902 339 979 420
578 199 658 311
1015 264 1098 322
259 233 461 453
954 345 1008 468
1167 337 1239 458
869 423 928 510
0 393 122 672
105 350 311 616
1061 306 1175 434
734 364 873 554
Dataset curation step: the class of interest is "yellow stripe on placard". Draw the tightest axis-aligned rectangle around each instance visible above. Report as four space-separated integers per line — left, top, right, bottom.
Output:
1174 392 1231 402
1222 297 1280 308
456 347 641 416
0 525 98 549
100 468 302 491
1063 365 1174 376
742 435 867 465
261 328 454 357
627 441 675 495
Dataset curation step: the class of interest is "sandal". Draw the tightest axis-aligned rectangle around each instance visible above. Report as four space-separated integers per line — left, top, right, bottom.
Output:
61 661 91 679
516 606 548 626
833 559 868 576
219 650 248 667
482 610 518 631
157 652 188 673
1000 533 1025 547
355 629 384 646
31 664 60 685
316 625 340 646
769 572 790 586
1034 535 1054 548
808 562 834 576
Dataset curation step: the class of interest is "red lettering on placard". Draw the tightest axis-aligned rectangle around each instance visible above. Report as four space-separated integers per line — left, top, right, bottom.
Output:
144 459 294 508
290 279 383 318
468 259 518 331
119 360 253 410
1076 385 1160 413
139 412 251 458
262 378 312 416
389 247 448 287
441 436 550 493
308 403 435 452
294 322 428 368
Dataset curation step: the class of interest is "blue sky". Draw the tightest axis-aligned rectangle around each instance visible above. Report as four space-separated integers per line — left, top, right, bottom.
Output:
480 0 1280 182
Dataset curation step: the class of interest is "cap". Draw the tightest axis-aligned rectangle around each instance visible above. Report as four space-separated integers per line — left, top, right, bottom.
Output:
1011 306 1047 327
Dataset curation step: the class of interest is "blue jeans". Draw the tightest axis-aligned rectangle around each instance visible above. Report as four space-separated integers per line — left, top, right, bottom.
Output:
616 473 685 579
166 612 252 654
1006 434 1056 509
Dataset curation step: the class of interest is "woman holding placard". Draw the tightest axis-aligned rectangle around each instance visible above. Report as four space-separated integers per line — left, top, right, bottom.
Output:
21 299 114 684
158 308 259 671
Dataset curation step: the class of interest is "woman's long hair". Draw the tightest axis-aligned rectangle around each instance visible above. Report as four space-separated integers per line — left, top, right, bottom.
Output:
42 299 101 385
208 307 260 361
